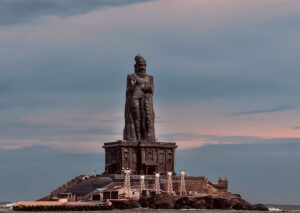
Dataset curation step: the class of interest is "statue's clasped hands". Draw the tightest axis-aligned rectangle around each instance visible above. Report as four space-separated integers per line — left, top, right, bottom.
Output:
142 84 153 93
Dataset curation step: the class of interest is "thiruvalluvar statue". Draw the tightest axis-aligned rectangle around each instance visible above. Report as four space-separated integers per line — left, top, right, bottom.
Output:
123 55 156 142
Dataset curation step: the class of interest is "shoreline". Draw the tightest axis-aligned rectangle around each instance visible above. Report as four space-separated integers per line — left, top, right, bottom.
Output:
2 201 300 212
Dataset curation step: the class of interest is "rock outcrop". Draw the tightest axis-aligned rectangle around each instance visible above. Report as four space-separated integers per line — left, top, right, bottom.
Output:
251 204 269 211
36 174 268 211
140 194 268 211
140 194 175 209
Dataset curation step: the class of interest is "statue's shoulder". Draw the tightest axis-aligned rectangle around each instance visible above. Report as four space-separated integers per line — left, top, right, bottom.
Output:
147 74 154 81
127 73 136 79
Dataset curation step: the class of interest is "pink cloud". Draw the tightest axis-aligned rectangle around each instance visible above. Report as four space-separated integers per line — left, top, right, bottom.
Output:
156 105 300 149
1 104 300 152
176 140 237 150
22 109 123 131
0 0 299 42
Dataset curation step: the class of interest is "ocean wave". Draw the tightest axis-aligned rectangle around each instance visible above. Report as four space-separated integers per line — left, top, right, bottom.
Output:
0 202 15 209
269 207 281 211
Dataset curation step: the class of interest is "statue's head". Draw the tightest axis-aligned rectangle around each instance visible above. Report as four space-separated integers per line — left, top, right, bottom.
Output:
134 55 146 75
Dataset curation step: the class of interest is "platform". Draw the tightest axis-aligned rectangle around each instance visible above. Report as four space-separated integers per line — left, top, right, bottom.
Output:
103 140 177 175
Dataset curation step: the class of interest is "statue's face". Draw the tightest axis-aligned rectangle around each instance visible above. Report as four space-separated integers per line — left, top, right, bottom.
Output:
136 62 146 74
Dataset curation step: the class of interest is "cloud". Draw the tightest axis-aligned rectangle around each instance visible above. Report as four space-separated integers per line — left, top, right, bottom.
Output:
0 3 299 106
1 0 300 42
0 120 116 137
0 21 298 111
292 126 300 130
0 81 11 93
0 109 124 151
0 94 52 110
0 0 152 26
21 110 123 130
0 0 300 155
232 105 296 116
158 132 300 149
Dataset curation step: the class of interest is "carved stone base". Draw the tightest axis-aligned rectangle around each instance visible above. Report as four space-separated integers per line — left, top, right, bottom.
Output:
103 140 177 175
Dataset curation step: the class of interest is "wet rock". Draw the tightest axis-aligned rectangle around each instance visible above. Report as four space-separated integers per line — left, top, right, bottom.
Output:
153 194 175 209
232 198 252 210
204 195 215 209
111 200 132 209
175 195 234 210
174 196 193 209
251 204 269 211
140 194 264 211
129 200 141 208
214 197 232 209
140 193 175 209
191 199 206 209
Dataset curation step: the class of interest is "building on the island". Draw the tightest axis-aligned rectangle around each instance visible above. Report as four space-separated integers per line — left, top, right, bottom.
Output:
211 177 228 192
50 192 76 202
93 186 140 201
92 188 106 201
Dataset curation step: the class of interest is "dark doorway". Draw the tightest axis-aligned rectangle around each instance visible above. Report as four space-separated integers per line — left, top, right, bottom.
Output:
147 166 156 174
109 163 117 173
92 194 100 201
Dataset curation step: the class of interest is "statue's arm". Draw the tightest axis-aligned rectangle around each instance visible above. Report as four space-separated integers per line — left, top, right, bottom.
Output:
150 75 154 93
126 74 135 92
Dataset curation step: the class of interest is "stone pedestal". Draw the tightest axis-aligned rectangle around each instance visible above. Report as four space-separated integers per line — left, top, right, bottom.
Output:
103 141 177 175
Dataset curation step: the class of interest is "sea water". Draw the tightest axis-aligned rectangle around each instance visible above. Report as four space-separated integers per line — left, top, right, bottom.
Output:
1 202 300 213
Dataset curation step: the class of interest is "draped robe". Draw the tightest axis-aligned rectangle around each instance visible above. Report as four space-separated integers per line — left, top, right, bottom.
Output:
123 72 155 142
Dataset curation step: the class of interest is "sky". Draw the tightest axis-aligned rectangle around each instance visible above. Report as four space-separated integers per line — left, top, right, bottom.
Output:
0 0 300 205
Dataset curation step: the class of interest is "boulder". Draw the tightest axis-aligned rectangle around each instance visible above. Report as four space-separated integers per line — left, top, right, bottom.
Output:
251 204 269 211
140 194 264 211
140 194 175 209
175 195 234 210
139 196 150 208
129 200 141 208
191 199 207 209
214 197 232 209
174 196 193 209
232 198 252 210
153 194 175 209
111 200 133 209
204 195 214 209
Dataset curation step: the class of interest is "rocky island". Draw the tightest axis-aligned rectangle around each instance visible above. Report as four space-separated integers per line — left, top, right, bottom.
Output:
14 55 268 211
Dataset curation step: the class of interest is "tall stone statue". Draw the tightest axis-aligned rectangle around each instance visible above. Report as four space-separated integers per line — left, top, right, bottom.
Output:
123 55 156 142
104 55 176 174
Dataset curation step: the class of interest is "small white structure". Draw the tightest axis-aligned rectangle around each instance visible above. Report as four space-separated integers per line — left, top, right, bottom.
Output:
122 169 132 198
167 171 173 194
140 175 145 192
154 172 160 193
179 170 187 195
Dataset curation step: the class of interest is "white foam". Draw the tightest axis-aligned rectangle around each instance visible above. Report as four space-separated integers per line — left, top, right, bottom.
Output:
269 207 281 211
0 202 15 209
